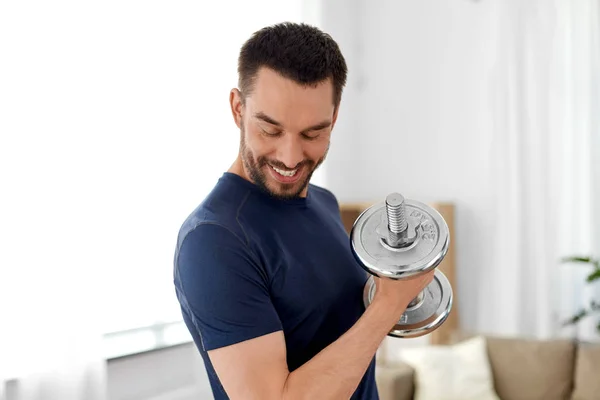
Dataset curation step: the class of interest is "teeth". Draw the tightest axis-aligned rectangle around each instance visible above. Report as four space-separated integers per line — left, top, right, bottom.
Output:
272 165 298 177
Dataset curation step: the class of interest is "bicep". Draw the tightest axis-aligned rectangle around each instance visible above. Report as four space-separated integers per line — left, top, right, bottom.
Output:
208 330 289 400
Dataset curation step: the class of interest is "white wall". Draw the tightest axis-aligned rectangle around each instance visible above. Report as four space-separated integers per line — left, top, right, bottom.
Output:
321 0 499 344
315 0 364 199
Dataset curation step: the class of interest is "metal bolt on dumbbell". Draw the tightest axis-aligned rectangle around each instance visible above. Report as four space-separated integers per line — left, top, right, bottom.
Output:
350 193 453 338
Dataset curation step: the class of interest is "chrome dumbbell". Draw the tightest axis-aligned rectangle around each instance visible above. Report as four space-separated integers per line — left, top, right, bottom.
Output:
350 193 453 338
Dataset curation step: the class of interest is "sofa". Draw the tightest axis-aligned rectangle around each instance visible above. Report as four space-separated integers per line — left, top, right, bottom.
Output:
375 334 600 400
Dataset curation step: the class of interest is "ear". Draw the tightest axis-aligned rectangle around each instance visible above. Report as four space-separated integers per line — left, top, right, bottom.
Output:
229 88 244 129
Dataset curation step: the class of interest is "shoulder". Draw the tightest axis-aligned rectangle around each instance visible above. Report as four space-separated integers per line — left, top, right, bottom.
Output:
174 208 258 283
174 221 265 297
172 189 265 296
176 204 249 254
175 175 255 254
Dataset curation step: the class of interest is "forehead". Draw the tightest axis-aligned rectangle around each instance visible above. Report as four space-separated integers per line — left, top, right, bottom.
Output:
246 67 335 121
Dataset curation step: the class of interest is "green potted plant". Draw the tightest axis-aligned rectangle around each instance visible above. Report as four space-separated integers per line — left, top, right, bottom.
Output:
561 256 600 333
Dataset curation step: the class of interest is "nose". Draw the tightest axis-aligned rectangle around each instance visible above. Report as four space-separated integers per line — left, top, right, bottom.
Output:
277 134 305 169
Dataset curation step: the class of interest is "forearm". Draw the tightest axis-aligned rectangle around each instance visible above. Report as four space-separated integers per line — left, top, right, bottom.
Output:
282 298 402 400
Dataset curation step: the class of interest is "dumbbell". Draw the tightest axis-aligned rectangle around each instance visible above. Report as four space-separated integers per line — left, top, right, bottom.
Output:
350 193 453 338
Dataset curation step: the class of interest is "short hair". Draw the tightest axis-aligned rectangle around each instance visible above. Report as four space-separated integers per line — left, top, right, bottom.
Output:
237 22 348 108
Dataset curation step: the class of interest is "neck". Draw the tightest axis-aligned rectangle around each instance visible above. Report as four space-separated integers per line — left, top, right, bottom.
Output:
228 156 248 180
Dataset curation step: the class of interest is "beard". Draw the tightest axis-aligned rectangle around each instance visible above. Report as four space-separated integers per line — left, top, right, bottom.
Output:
239 123 327 200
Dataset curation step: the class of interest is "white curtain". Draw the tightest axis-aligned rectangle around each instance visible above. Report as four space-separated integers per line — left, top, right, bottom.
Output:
556 0 600 342
485 0 600 340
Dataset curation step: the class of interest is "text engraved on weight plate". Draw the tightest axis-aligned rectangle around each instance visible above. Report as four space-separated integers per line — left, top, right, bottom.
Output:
410 210 437 242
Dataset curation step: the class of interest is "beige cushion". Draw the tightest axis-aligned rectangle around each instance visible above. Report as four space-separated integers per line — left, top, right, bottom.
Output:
486 336 575 400
571 342 600 400
398 336 500 400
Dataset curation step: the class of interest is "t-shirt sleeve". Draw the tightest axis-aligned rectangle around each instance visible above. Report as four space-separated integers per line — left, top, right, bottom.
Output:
175 222 282 351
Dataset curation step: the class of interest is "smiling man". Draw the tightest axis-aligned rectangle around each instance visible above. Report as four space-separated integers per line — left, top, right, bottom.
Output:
173 22 433 400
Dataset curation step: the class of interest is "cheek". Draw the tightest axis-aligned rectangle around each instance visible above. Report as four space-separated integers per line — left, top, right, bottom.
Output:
245 124 274 155
306 137 330 160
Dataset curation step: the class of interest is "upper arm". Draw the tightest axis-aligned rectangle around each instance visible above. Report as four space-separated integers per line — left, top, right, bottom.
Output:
174 223 289 399
208 330 290 400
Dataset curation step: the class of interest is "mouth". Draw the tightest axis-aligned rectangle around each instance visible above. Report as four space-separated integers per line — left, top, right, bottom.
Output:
267 164 303 184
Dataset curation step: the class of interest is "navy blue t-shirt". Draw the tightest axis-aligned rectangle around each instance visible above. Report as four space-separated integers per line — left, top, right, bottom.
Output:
173 172 378 399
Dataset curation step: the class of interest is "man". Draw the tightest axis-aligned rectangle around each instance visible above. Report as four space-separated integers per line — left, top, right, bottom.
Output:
173 22 433 399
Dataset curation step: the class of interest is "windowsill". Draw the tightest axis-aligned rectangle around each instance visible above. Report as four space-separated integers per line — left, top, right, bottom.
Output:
103 320 193 361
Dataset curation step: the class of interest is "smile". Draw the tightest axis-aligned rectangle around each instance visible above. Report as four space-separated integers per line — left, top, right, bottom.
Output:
271 165 298 177
268 164 303 183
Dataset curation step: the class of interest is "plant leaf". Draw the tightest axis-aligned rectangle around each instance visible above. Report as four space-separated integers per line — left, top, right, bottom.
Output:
563 309 589 325
561 256 594 264
587 269 600 283
563 302 600 326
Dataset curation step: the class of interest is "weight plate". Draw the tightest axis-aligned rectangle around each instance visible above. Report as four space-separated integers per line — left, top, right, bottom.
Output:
351 199 449 279
362 270 453 338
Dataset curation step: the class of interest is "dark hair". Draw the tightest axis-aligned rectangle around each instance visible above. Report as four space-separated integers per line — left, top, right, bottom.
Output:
237 22 348 108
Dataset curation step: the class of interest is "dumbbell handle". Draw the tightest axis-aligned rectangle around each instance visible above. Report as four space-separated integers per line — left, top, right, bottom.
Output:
407 290 425 309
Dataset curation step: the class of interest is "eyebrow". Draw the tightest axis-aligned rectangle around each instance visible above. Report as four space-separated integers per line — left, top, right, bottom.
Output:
254 111 332 133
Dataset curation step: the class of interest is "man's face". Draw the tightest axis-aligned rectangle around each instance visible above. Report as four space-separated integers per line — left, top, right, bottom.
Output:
231 67 337 200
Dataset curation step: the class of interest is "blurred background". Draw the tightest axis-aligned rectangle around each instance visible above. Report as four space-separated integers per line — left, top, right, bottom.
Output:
1 0 598 399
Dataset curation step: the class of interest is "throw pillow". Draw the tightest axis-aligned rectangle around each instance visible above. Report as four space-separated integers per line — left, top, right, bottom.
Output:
398 335 500 400
485 336 575 400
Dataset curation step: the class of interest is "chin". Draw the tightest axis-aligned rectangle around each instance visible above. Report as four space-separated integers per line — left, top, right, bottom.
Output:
266 179 305 198
264 168 310 198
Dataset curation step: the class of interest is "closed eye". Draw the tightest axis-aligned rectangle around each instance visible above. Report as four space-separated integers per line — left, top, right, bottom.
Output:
260 127 281 137
254 111 331 140
302 131 323 140
302 123 331 139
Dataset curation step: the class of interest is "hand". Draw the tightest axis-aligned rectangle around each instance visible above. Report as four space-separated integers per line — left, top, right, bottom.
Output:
372 270 435 316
